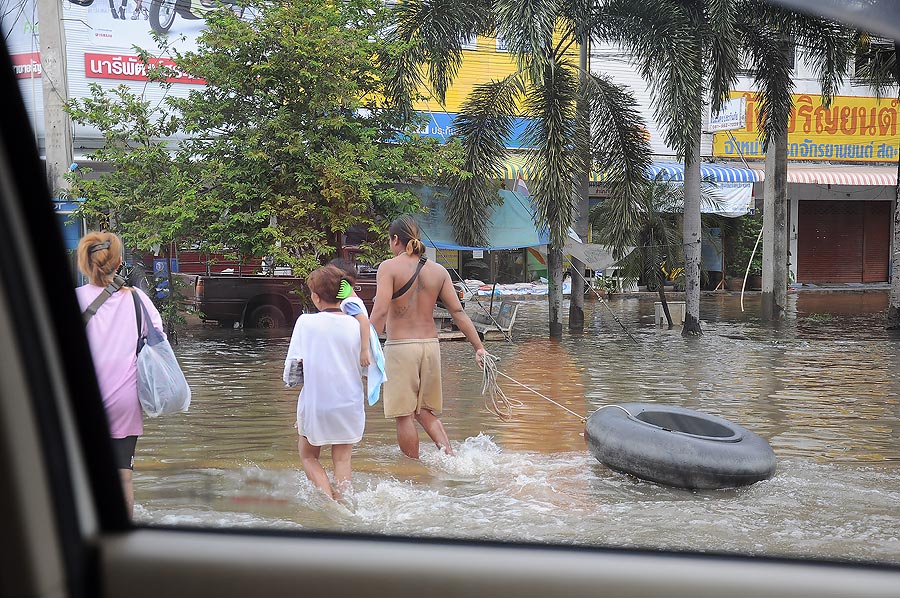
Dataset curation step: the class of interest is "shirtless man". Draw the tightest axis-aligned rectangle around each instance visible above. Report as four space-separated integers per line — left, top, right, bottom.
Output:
369 216 485 459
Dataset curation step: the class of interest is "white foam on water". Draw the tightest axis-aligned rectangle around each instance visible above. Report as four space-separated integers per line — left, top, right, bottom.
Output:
136 445 900 562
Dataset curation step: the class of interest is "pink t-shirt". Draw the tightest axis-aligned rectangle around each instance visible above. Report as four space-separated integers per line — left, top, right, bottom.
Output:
76 285 165 438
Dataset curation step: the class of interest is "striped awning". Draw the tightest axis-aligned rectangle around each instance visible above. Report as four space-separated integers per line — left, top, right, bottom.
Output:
751 165 897 186
500 158 761 183
648 161 761 183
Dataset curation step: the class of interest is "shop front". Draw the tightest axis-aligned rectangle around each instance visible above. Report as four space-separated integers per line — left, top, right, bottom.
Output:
780 166 895 284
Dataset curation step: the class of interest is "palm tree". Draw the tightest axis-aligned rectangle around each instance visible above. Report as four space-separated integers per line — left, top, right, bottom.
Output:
853 34 900 329
381 0 652 338
593 176 720 327
599 0 739 336
600 0 851 334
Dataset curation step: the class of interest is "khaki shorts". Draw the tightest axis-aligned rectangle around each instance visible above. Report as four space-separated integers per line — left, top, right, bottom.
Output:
382 339 442 418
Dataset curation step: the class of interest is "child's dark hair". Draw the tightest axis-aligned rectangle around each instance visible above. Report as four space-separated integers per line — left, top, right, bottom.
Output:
328 258 358 283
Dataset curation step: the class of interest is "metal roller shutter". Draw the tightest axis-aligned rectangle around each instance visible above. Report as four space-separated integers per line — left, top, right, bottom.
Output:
863 201 892 283
798 201 863 283
798 200 892 283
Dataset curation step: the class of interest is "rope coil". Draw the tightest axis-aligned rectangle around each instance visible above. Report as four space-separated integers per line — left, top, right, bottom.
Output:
480 352 523 420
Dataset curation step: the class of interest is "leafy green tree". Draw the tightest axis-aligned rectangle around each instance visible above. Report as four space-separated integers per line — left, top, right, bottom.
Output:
853 35 900 329
63 80 196 334
385 0 652 338
66 0 461 296
168 0 461 273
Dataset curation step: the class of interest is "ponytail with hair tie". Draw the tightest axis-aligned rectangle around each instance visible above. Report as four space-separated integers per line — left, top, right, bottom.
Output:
406 238 425 256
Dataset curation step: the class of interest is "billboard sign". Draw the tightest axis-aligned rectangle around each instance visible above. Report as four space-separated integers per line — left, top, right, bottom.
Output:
714 91 900 162
708 97 747 132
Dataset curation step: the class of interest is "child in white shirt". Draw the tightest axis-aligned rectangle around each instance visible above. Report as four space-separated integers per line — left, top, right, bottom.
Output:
283 265 365 501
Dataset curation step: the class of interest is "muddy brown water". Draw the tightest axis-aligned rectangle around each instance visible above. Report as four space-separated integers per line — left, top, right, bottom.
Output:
135 291 900 564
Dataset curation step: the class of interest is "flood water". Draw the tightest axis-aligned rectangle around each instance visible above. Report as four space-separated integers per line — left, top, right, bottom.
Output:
135 291 900 565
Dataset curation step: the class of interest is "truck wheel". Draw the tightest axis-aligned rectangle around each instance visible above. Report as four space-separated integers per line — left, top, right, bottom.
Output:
247 305 287 329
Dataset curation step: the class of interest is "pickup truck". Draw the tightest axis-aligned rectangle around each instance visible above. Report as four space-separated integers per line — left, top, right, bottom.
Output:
176 272 377 329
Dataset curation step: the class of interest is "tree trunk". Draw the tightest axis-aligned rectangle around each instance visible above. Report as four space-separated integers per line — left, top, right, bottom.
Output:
681 127 702 337
762 130 788 320
548 245 564 338
568 37 590 332
657 268 673 329
164 243 176 342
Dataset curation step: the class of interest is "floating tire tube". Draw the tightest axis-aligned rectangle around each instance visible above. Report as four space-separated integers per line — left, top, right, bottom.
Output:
586 403 776 489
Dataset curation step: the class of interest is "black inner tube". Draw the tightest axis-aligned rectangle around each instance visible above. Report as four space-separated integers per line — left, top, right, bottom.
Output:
635 411 739 440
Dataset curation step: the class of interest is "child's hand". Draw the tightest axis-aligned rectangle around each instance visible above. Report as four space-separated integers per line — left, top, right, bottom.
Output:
360 349 371 368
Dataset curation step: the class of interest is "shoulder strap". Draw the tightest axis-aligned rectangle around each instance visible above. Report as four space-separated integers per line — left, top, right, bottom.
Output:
131 290 145 355
391 255 428 300
82 274 127 324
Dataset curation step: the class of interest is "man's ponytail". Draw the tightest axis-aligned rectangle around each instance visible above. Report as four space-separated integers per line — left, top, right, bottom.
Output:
389 215 425 257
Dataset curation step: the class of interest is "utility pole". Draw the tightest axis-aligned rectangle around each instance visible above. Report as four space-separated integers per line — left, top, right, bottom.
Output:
36 0 73 198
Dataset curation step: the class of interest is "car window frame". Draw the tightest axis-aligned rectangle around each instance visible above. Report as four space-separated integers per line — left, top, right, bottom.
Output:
2 20 900 598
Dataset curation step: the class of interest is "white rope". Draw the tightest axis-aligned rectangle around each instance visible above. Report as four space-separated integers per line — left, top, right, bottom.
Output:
480 352 523 420
480 351 584 423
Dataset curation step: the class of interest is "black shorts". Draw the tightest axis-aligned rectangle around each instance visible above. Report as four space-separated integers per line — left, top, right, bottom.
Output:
111 436 138 470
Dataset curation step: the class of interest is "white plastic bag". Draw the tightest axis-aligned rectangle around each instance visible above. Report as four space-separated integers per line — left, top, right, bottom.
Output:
135 298 191 418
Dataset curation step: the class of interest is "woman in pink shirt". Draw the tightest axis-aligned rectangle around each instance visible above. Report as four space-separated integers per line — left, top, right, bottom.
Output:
75 231 164 517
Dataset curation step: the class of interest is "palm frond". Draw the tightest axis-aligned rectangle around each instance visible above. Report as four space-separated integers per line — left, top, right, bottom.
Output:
449 73 526 246
706 0 741 112
381 0 493 119
521 57 581 249
558 0 592 48
494 0 563 77
786 8 853 107
597 0 702 159
582 72 651 254
854 34 899 99
736 17 794 148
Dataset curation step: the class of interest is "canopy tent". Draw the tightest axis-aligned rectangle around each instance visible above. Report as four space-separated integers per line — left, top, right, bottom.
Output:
412 185 626 271
414 185 547 250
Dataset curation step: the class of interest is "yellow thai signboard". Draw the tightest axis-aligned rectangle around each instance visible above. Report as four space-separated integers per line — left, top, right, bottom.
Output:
712 91 900 163
435 248 459 270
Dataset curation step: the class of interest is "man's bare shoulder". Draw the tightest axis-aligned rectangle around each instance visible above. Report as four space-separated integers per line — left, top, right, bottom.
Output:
424 259 451 280
377 256 402 276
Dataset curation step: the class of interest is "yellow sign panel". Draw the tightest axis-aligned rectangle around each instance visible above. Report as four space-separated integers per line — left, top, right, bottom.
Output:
713 91 900 163
435 248 459 270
